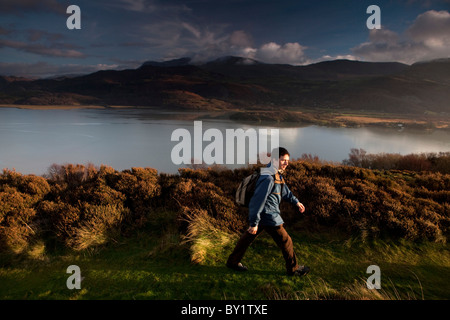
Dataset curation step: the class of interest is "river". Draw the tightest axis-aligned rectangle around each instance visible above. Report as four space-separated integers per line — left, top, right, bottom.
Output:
0 107 449 175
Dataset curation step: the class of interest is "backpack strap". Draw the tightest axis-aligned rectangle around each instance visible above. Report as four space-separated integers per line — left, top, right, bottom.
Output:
274 172 285 184
273 172 285 195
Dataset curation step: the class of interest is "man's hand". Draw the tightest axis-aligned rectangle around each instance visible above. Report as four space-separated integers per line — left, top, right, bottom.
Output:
247 226 258 234
297 202 305 213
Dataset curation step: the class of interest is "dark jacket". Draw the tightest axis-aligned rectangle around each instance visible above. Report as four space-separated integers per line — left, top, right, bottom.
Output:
248 164 299 227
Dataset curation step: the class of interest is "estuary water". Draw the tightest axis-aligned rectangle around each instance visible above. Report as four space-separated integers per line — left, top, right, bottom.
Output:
0 107 449 175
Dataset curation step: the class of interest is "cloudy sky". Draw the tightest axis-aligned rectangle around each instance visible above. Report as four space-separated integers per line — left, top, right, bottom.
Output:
0 0 449 78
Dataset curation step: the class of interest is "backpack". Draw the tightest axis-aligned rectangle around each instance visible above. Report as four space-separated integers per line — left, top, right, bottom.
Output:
235 169 284 207
235 170 261 207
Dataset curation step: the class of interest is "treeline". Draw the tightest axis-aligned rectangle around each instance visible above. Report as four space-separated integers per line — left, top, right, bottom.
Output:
343 149 450 173
0 159 449 258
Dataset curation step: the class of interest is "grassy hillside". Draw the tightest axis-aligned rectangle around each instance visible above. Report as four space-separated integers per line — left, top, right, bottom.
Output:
1 224 448 300
0 158 449 299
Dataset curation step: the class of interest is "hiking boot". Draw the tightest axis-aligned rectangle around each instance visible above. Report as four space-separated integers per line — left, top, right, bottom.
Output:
290 265 310 277
226 262 248 272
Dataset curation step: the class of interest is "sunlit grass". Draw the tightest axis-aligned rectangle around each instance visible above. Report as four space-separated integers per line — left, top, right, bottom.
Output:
1 220 448 300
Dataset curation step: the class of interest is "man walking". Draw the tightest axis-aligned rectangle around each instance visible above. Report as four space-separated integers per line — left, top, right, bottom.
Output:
227 147 310 276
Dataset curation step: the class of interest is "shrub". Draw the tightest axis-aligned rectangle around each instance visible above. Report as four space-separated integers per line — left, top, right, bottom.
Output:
173 169 246 233
285 161 448 241
1 156 449 259
110 167 161 227
343 150 450 174
181 207 237 264
65 203 127 251
0 170 50 253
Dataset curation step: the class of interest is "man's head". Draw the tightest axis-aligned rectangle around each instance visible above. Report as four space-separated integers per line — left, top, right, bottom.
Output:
271 147 290 171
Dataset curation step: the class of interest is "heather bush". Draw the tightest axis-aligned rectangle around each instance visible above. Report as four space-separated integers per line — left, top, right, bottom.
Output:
0 170 50 253
37 200 80 243
285 160 449 241
344 149 450 173
107 167 161 227
1 169 50 197
1 155 448 258
46 163 98 187
174 168 247 233
65 203 127 251
173 160 448 244
36 164 160 249
169 160 450 243
0 188 37 253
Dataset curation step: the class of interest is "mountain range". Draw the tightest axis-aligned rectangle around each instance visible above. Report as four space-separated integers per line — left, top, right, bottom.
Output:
0 56 449 114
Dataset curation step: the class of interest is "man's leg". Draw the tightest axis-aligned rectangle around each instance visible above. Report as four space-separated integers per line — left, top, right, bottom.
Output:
265 225 299 274
227 227 263 268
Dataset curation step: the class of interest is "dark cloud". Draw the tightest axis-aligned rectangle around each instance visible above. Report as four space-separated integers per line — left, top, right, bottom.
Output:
0 0 66 14
352 10 450 64
0 26 82 59
112 0 191 13
1 1 449 77
0 39 85 58
26 30 64 42
125 19 310 65
0 27 13 36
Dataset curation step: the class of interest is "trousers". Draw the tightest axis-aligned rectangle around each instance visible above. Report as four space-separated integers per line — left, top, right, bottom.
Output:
227 224 299 274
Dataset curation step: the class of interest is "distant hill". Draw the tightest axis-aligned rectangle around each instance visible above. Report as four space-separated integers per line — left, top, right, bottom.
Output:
202 57 408 81
141 57 192 68
0 57 449 114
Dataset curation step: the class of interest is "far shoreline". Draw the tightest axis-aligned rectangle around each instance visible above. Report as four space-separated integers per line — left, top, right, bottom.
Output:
1 104 449 130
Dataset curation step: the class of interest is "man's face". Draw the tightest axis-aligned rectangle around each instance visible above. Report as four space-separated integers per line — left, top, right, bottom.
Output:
275 154 290 171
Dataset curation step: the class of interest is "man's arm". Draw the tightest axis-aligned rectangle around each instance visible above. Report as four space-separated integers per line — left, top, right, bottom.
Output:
296 201 306 213
282 184 305 213
248 175 273 231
